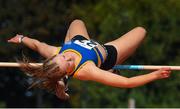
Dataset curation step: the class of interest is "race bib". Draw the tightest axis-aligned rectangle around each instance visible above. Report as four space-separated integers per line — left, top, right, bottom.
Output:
74 40 98 50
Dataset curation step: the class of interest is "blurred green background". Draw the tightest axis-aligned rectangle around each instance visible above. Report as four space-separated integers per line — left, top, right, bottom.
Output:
0 0 180 108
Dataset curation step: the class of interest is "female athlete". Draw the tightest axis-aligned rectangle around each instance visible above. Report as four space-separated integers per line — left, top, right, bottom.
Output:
8 19 171 100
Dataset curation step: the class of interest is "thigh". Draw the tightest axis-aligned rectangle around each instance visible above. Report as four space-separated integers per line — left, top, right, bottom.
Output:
64 20 90 42
105 27 146 64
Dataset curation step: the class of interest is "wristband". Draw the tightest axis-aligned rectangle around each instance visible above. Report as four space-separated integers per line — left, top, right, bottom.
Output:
18 35 25 43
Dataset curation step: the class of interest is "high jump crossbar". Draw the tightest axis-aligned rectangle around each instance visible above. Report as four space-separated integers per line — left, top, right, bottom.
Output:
113 65 180 70
0 62 180 70
0 62 43 67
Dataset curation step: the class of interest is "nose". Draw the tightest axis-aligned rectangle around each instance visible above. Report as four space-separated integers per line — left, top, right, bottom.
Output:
60 56 67 64
59 55 69 66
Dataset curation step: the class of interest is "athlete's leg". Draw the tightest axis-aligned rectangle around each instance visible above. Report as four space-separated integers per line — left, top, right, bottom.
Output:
105 27 146 64
64 19 90 42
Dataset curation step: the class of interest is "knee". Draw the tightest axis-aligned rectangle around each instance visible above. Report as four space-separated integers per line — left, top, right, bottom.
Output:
135 26 147 35
134 26 147 39
71 19 85 26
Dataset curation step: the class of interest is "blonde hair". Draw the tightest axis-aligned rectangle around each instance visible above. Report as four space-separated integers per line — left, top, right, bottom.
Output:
19 55 69 100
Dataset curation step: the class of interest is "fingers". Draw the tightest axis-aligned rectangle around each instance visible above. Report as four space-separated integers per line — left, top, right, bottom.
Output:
55 81 62 96
161 70 171 78
55 81 69 100
7 34 17 43
7 34 21 43
7 37 14 42
158 67 172 79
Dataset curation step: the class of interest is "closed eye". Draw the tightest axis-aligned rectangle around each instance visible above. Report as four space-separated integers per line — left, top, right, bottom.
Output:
62 55 65 58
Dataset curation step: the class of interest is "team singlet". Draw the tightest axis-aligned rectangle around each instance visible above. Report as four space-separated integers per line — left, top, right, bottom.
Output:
57 35 104 77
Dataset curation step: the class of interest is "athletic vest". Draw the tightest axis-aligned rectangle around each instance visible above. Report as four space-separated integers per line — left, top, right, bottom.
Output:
58 36 104 77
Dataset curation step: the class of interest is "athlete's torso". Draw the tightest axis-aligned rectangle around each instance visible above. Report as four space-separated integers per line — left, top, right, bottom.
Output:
58 35 106 77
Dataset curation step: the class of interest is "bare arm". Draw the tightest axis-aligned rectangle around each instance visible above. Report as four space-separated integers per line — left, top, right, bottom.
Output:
76 62 171 88
8 34 60 58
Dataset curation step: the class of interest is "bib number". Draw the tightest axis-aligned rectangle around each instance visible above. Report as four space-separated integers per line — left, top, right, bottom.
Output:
74 40 98 50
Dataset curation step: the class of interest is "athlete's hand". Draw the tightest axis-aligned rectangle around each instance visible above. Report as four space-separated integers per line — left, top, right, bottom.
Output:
55 81 69 100
7 34 24 44
154 67 171 79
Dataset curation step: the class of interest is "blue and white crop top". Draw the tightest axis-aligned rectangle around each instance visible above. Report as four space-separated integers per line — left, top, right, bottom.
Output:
57 35 104 77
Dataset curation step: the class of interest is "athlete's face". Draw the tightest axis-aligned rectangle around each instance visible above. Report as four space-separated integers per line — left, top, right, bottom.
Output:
52 54 75 74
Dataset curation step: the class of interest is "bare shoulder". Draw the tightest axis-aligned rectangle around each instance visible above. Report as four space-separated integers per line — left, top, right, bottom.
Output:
43 43 61 56
51 46 61 56
73 61 99 80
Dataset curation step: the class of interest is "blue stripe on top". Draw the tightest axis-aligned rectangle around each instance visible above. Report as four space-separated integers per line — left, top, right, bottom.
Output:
113 65 144 70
